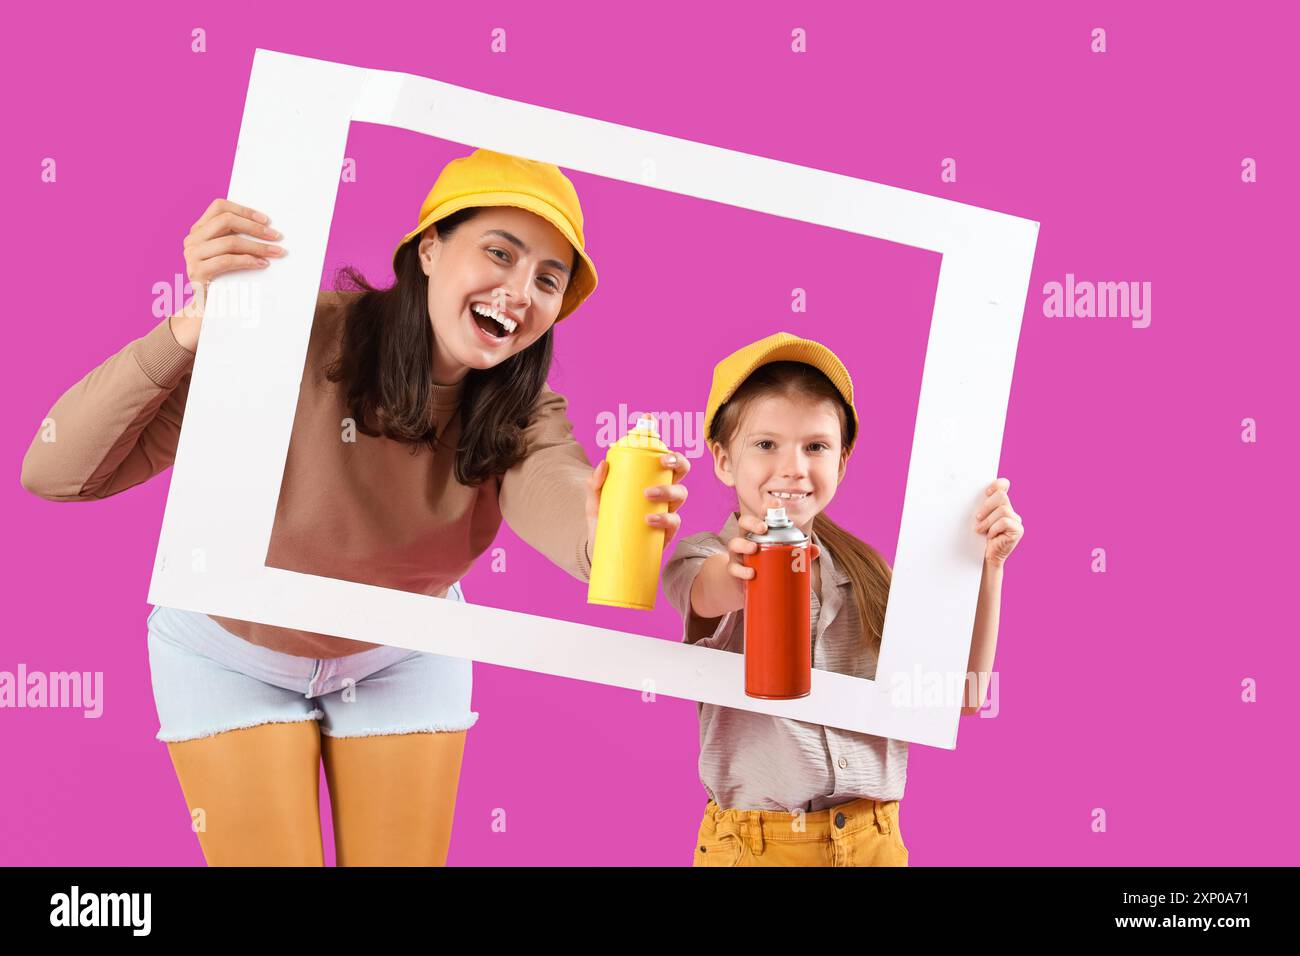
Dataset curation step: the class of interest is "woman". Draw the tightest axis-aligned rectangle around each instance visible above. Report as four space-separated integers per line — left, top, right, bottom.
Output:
20 148 690 865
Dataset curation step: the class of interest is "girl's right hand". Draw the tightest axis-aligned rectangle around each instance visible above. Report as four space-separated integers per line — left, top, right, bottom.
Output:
170 198 286 351
724 509 821 582
725 513 769 581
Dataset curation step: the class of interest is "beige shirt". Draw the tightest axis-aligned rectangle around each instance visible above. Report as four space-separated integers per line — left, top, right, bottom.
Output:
661 511 909 811
21 289 594 658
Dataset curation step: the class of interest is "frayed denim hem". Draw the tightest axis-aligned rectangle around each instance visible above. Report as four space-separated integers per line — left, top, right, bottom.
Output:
155 710 326 743
320 711 480 739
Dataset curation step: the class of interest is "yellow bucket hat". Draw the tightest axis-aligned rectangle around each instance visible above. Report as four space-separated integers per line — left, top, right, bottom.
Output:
704 332 860 450
393 148 599 323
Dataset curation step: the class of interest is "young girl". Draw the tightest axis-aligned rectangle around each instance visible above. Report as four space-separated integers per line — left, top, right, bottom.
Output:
662 332 1023 867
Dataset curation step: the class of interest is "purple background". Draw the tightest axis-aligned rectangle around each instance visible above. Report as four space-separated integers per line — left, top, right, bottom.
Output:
4 1 1296 865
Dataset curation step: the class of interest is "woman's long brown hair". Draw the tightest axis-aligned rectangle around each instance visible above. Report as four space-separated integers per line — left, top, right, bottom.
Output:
708 361 893 655
323 206 573 486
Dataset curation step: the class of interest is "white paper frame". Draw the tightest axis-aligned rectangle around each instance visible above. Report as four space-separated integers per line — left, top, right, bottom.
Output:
147 49 1038 749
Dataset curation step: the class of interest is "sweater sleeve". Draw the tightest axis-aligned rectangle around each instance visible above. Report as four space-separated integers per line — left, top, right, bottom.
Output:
497 383 595 584
20 314 197 501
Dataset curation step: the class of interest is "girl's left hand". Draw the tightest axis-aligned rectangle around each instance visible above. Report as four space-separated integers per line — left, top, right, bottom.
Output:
585 453 691 555
975 477 1023 568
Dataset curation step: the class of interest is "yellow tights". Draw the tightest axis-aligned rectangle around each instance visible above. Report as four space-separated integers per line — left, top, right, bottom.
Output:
164 720 466 866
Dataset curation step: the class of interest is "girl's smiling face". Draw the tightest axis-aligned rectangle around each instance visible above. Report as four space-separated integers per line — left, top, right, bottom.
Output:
711 391 849 532
418 206 576 383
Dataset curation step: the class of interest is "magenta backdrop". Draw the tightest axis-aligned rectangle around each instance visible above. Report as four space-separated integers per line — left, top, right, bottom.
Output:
4 2 1296 866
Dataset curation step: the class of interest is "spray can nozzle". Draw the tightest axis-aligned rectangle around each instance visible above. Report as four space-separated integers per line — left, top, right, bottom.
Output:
764 507 792 528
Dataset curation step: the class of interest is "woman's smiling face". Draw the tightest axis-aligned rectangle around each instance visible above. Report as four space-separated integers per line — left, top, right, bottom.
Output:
418 206 576 383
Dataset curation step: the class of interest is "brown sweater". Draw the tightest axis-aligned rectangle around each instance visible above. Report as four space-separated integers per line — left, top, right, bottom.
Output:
21 289 595 657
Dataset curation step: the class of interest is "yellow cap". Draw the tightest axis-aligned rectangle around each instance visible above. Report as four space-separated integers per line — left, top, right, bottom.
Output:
704 332 860 449
393 148 598 323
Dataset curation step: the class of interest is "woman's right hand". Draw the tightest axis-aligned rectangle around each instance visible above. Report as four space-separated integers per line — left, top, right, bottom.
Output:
170 198 286 351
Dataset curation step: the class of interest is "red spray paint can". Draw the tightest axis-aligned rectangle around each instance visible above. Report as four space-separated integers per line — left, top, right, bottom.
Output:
742 506 812 699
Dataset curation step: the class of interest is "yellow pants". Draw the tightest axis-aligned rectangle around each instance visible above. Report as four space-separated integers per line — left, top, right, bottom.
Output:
693 797 909 867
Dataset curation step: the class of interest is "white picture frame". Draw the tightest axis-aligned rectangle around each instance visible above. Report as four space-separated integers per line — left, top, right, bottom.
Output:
148 49 1038 749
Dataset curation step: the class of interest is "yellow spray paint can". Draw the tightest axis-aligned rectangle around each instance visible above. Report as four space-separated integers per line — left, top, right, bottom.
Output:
587 415 673 610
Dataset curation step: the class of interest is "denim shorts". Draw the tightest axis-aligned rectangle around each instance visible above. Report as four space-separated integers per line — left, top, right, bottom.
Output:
145 581 479 743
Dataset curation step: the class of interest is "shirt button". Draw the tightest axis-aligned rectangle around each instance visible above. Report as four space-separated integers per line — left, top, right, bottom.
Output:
837 756 848 769
834 812 846 828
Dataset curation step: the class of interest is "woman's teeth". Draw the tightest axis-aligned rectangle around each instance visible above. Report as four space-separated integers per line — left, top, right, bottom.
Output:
471 302 517 336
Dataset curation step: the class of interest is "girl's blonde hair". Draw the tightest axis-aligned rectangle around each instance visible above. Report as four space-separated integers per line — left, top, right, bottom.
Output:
708 360 892 655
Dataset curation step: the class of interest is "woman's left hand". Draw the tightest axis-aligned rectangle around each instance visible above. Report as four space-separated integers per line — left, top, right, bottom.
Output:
975 477 1023 568
586 453 691 554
